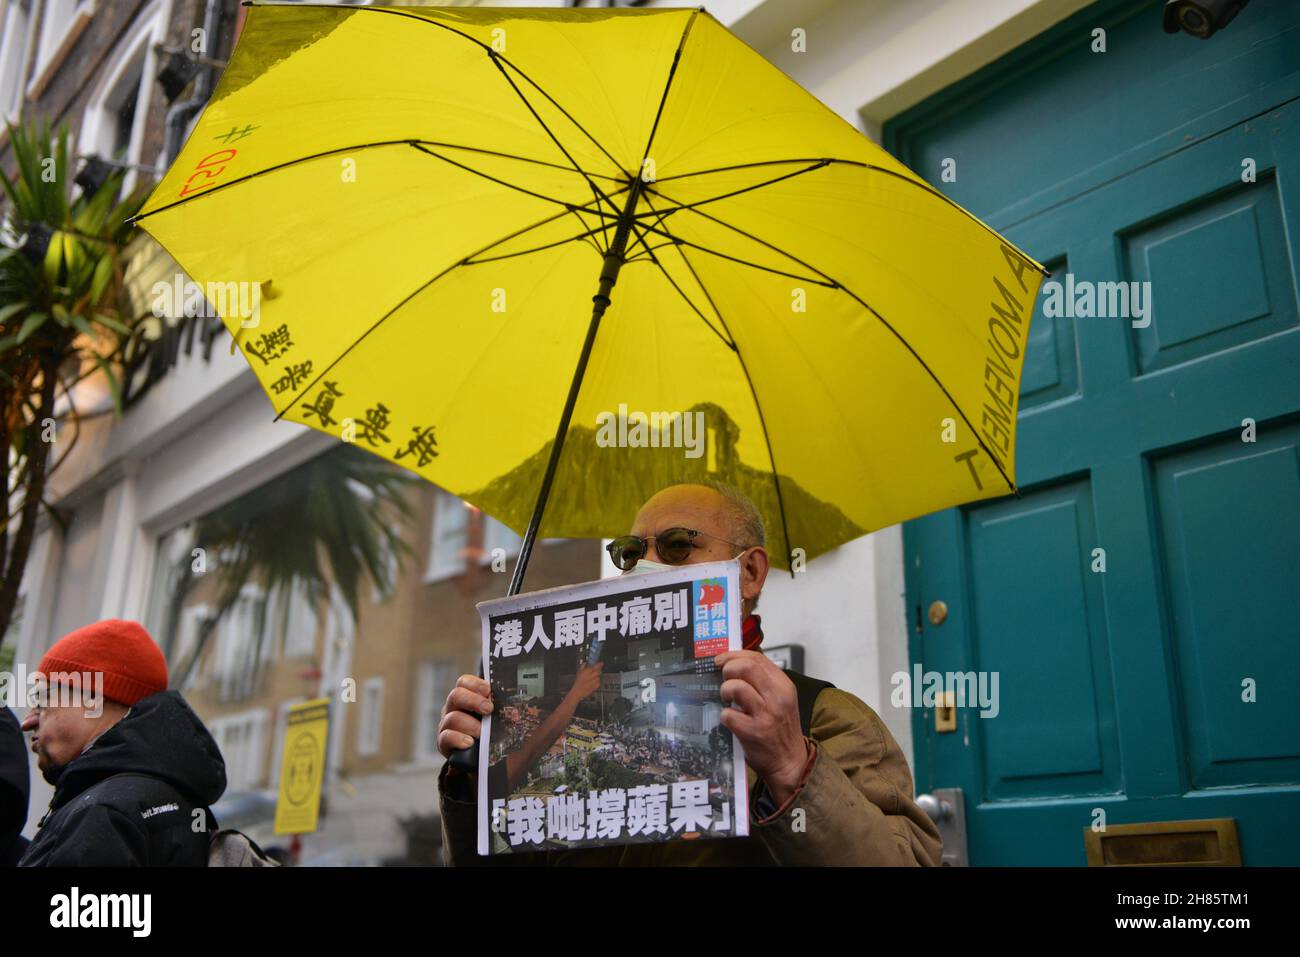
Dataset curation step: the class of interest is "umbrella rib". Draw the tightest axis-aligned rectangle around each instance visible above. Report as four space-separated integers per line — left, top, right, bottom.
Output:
635 221 835 288
669 241 796 571
420 140 625 182
127 138 615 225
636 160 831 217
426 144 615 261
464 223 610 266
627 220 734 351
623 196 677 262
483 50 624 227
649 157 1048 278
624 240 679 262
571 206 609 256
416 139 624 182
409 143 620 217
637 9 701 173
652 156 864 183
653 193 1019 491
274 2 632 180
270 196 629 423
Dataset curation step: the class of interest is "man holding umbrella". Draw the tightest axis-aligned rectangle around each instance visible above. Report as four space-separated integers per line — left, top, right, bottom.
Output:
127 3 1040 865
437 482 944 867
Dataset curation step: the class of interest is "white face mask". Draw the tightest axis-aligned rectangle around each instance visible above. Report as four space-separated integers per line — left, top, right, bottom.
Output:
622 558 675 576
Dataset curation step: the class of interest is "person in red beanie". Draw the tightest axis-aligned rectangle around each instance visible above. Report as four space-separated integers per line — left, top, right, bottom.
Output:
18 619 226 866
22 620 167 781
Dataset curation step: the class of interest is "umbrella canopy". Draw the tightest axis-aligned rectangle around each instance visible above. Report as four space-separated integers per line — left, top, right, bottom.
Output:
133 3 1046 576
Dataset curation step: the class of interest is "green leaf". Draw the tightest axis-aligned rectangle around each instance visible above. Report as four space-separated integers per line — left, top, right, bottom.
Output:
53 122 70 223
0 301 27 325
61 231 81 277
43 229 63 283
51 303 70 326
90 351 122 414
16 311 46 343
0 161 20 211
69 311 94 339
92 311 131 336
90 252 114 303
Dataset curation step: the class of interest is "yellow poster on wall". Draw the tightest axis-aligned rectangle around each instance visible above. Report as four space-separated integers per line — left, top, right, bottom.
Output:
274 698 330 836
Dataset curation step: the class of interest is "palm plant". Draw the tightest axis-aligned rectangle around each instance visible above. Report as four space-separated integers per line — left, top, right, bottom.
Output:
0 119 148 638
163 443 418 692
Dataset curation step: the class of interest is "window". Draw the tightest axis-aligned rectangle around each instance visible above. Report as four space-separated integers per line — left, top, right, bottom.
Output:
217 586 266 702
269 698 305 791
209 709 269 791
177 603 210 692
371 544 400 604
110 72 140 158
358 677 384 756
482 514 523 567
78 1 163 195
414 660 458 762
275 581 319 659
30 0 92 84
0 1 34 122
425 490 469 581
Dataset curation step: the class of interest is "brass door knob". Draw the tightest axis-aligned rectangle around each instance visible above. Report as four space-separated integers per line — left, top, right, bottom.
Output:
927 600 948 626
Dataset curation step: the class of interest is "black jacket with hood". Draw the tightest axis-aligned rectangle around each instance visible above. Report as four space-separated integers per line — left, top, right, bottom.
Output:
19 690 226 867
1 706 30 866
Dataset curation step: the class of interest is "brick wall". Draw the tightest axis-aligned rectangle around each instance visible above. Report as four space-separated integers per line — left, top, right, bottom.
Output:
1 0 241 181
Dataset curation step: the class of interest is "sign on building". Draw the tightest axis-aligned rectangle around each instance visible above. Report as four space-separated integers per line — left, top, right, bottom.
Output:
274 698 330 835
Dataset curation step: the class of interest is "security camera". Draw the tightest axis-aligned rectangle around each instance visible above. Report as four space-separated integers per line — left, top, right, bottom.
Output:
1163 0 1249 38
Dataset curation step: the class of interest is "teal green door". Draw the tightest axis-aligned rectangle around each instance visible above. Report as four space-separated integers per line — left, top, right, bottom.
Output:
891 0 1300 864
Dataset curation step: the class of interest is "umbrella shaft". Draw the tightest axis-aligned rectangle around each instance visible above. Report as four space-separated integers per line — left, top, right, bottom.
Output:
453 180 647 775
506 177 646 598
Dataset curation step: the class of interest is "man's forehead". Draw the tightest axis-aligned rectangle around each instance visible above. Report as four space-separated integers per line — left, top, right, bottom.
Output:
631 486 727 533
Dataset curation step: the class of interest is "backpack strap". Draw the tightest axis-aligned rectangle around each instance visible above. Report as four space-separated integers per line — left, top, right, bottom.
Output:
783 670 836 738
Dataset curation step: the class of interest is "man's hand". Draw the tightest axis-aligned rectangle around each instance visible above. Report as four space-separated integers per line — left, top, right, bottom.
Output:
564 661 604 705
437 674 493 760
715 650 810 807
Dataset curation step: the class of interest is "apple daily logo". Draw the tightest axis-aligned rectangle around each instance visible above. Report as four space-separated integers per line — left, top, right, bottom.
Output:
595 404 705 459
50 887 151 937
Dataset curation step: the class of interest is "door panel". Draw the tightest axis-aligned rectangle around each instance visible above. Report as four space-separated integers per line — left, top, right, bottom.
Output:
895 0 1300 864
1019 259 1081 409
1125 174 1294 374
1152 423 1300 790
966 480 1121 801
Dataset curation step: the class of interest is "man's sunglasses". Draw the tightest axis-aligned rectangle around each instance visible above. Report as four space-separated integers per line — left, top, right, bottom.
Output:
605 527 749 572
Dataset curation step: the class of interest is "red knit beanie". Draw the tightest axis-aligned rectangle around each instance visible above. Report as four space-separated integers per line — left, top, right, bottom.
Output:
37 619 168 706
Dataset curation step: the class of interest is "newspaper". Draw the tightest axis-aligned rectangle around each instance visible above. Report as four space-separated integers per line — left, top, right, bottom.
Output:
475 560 748 855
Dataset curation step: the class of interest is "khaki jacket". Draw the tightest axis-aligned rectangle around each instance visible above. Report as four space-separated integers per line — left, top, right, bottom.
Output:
439 683 944 866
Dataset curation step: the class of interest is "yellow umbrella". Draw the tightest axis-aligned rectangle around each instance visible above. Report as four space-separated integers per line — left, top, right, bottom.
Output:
133 2 1046 591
